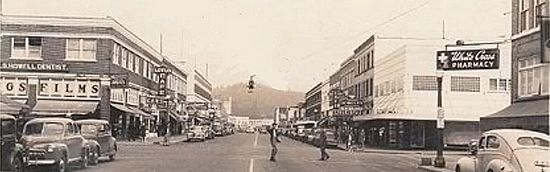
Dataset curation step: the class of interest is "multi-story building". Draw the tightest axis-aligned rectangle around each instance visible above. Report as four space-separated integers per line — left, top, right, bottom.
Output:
320 79 331 118
481 0 549 134
354 41 511 149
186 69 212 104
352 36 375 115
305 82 322 120
0 14 188 138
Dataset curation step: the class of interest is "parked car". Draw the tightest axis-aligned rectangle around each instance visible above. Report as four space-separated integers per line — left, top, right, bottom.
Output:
21 118 95 172
1 114 25 172
186 126 206 142
245 127 255 134
75 119 117 164
259 127 268 134
455 129 550 172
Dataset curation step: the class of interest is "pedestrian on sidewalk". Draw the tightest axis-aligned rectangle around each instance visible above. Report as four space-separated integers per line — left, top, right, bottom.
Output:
318 128 330 161
347 130 353 152
268 123 281 162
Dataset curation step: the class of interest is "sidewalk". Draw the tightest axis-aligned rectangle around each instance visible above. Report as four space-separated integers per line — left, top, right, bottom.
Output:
118 135 188 146
335 143 469 156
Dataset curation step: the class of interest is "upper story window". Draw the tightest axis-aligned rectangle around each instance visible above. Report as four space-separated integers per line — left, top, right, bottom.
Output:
66 39 96 61
412 76 437 91
113 44 120 65
451 76 480 92
535 0 547 27
11 37 42 59
489 78 511 91
518 0 547 33
121 49 128 68
518 56 549 97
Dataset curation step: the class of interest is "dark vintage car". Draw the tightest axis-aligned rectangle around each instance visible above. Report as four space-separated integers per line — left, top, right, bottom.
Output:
1 114 25 172
21 118 98 172
75 119 117 164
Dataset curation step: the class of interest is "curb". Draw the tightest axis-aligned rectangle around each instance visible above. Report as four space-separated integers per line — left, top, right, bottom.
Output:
417 165 454 172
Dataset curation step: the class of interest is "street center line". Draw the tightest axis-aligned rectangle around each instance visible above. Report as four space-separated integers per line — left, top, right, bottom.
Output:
253 133 258 147
249 158 254 172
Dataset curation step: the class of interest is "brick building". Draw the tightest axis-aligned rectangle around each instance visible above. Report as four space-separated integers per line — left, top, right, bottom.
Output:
481 0 549 134
0 14 188 139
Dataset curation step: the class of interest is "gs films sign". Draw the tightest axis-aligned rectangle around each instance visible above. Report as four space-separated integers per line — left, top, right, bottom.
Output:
39 79 100 97
0 78 27 95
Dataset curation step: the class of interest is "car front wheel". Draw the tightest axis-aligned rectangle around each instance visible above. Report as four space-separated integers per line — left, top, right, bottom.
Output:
52 155 67 172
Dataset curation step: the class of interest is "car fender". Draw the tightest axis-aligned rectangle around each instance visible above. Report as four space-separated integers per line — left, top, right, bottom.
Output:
456 156 476 172
485 159 516 172
85 139 100 152
42 143 69 159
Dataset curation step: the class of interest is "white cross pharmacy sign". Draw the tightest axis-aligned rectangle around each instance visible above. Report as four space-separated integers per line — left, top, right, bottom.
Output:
436 48 500 70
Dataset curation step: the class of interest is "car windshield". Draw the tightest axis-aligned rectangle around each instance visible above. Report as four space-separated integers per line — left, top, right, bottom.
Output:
517 137 550 147
1 119 16 136
80 124 98 135
24 122 64 136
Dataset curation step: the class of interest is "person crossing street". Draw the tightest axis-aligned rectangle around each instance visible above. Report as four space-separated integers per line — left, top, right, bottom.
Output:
318 128 330 161
268 123 281 162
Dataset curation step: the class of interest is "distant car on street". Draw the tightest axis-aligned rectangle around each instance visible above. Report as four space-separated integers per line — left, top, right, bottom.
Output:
455 129 550 172
1 114 25 172
259 126 268 134
21 118 94 172
186 126 206 142
245 127 255 134
75 119 117 164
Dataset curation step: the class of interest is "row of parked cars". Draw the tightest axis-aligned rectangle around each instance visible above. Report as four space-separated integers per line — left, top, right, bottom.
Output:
185 124 235 142
284 127 338 148
1 114 117 172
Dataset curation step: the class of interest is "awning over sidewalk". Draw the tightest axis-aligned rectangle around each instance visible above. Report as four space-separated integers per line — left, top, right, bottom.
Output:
128 106 153 119
353 114 478 122
0 102 23 114
111 103 138 117
483 98 548 118
33 100 98 115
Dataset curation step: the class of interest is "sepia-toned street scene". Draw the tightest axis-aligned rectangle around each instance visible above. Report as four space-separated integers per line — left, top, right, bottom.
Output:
0 0 549 172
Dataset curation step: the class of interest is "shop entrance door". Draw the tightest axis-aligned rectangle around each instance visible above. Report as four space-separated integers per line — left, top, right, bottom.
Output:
410 122 425 148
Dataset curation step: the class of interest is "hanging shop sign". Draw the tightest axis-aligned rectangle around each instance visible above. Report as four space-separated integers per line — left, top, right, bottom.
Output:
110 75 128 89
0 62 68 72
436 48 499 70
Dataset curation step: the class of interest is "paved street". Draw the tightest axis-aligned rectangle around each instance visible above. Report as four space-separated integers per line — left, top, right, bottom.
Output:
71 133 425 172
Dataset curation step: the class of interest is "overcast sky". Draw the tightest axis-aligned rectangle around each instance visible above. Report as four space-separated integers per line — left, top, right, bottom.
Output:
2 0 510 92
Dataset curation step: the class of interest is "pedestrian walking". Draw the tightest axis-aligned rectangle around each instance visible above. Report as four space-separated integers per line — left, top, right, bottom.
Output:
347 131 353 152
318 129 330 161
359 129 366 149
268 123 281 162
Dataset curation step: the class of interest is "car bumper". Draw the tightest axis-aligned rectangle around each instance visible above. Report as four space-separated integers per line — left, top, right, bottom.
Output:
26 159 56 165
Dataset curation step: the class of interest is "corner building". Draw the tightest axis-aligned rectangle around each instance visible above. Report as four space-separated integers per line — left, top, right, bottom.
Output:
0 15 187 139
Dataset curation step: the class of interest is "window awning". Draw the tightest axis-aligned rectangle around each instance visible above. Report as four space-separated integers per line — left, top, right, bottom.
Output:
482 98 549 118
0 102 23 114
111 103 138 116
33 100 98 115
128 106 153 119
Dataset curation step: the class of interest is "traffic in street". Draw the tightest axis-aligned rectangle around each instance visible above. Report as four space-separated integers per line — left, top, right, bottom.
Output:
77 133 425 172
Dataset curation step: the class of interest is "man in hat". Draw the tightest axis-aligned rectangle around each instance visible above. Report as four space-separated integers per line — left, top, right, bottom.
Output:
268 123 281 161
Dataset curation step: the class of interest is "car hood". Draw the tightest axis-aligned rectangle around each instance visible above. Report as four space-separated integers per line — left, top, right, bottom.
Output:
21 135 63 148
513 147 550 172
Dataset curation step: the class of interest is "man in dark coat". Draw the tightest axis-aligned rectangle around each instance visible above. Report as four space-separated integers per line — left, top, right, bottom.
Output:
268 123 281 162
319 128 330 161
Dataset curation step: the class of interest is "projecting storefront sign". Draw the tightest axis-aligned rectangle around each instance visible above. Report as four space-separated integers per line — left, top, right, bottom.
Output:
436 48 500 70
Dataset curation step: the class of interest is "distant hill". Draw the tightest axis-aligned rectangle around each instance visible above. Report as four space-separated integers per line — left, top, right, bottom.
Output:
213 83 304 119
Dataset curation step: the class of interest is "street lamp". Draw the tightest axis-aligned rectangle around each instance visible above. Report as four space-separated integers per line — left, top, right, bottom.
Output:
434 71 446 168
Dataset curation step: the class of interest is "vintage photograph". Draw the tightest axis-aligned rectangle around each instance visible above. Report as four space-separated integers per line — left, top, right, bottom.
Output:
0 0 549 172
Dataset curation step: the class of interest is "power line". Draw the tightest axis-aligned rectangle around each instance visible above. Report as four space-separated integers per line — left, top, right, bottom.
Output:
297 0 434 62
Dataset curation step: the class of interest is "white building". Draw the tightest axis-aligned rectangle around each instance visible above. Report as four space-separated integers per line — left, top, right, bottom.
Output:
354 39 511 149
320 79 331 118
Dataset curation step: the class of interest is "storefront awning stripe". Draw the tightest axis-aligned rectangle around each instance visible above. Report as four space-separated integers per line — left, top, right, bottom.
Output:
111 103 136 115
483 98 549 118
128 106 152 118
33 100 98 115
0 102 22 114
